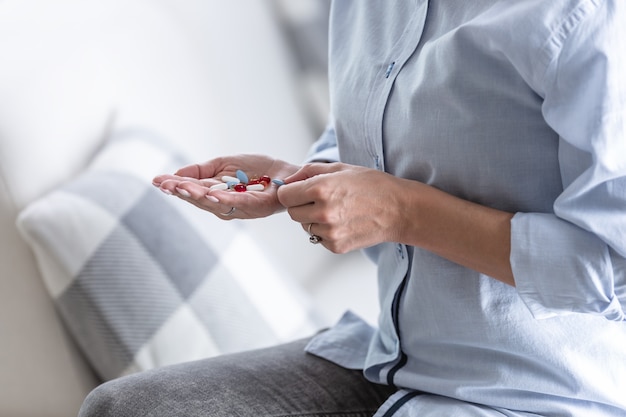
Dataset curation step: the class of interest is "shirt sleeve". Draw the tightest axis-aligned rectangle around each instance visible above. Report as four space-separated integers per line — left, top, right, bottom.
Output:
511 0 626 321
304 116 340 163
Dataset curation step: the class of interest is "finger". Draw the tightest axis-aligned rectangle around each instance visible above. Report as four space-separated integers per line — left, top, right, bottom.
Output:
152 173 178 186
283 162 343 184
156 177 200 195
276 178 319 209
152 174 202 187
303 222 327 240
205 188 267 209
155 178 182 195
277 170 342 210
287 202 320 226
155 179 236 216
172 180 213 199
302 222 344 253
205 187 283 219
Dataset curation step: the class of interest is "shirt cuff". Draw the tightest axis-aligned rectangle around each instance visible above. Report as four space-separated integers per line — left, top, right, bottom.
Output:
510 212 625 321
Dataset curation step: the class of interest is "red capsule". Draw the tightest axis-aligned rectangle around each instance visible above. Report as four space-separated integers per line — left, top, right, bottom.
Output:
233 184 247 192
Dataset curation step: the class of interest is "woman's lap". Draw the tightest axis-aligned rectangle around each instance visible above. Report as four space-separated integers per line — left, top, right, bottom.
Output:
78 337 396 417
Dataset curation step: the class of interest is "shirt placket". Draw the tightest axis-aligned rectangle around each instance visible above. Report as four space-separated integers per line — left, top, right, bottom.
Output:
362 1 430 387
362 0 429 173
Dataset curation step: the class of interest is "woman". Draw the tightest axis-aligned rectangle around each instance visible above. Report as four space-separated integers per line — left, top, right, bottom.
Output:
81 1 626 415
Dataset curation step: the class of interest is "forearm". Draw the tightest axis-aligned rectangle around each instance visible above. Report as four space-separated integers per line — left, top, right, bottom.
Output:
394 179 515 286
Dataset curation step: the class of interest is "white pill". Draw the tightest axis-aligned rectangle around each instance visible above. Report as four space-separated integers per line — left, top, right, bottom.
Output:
221 175 240 183
246 184 265 191
210 183 229 190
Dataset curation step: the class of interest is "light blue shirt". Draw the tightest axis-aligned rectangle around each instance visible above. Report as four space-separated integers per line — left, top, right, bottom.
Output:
305 1 626 416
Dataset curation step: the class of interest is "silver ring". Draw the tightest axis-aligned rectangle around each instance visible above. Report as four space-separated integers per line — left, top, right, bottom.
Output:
307 223 322 244
221 207 236 216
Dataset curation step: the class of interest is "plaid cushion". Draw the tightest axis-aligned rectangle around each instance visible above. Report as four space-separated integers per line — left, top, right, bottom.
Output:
17 130 321 380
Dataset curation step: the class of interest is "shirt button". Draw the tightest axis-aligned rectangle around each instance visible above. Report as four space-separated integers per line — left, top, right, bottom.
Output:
385 61 396 78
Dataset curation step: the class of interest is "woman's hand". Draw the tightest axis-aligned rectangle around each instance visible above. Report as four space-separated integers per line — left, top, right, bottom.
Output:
278 162 515 285
277 162 408 253
152 154 300 219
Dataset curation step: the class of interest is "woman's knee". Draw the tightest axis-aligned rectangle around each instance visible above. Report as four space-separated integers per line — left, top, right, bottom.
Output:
78 378 129 417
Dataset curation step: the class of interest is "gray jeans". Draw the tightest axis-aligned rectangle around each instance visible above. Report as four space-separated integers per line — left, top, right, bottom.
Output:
78 337 396 417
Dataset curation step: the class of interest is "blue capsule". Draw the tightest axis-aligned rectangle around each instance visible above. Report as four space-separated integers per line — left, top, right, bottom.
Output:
271 179 285 186
236 169 249 184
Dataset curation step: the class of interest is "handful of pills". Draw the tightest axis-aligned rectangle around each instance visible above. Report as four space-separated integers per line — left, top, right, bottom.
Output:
209 169 285 192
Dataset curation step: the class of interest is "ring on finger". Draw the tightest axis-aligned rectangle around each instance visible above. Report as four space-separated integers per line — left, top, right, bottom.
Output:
221 207 236 216
308 223 322 244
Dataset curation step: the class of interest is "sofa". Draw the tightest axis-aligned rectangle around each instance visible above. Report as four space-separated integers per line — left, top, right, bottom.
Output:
0 1 379 416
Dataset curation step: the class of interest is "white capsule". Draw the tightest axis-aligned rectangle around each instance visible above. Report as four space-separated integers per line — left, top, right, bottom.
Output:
221 175 240 184
246 183 265 191
210 182 229 190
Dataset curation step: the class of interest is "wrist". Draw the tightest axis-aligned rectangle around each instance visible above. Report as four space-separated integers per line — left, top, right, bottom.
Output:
384 177 429 246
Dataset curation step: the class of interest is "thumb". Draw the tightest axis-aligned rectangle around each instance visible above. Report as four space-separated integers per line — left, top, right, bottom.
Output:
174 163 202 178
174 157 226 179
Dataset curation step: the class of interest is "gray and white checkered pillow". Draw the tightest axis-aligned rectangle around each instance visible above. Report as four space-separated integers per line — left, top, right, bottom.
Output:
17 130 321 381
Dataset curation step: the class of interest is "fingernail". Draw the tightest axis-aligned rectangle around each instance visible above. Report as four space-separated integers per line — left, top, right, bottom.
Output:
160 188 173 195
176 188 191 198
206 195 219 203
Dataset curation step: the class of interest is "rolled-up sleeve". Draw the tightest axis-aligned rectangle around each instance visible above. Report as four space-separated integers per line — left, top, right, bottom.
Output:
511 0 626 321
